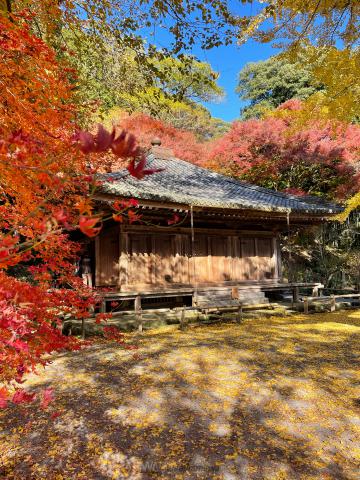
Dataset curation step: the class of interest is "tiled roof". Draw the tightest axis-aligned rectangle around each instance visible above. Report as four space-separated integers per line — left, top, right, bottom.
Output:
99 154 342 215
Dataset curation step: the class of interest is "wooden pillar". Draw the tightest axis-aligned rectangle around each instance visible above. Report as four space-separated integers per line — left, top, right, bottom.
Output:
292 286 299 304
277 237 283 282
304 297 309 314
330 295 336 312
231 286 239 300
287 211 291 282
207 236 212 281
135 294 143 333
254 237 259 280
236 304 243 323
179 306 186 331
272 235 282 281
100 299 106 313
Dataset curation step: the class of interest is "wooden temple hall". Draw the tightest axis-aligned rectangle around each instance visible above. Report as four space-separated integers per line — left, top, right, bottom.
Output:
92 139 342 312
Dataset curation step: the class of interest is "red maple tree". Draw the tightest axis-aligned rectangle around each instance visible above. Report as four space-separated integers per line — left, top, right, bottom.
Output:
0 11 144 408
115 113 207 166
207 102 360 199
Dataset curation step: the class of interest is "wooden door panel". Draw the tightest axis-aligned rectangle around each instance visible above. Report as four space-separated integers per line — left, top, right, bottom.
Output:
129 234 153 285
240 237 256 280
193 235 209 283
96 226 119 286
209 236 231 282
124 230 276 288
127 233 192 287
173 234 190 284
257 237 274 280
231 236 243 281
154 234 174 285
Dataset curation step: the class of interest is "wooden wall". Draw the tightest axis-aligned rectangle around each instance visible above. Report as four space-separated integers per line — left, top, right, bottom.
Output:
95 226 279 290
95 225 120 286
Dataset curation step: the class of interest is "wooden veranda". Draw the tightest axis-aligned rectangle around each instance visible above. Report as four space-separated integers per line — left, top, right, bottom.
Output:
88 139 342 315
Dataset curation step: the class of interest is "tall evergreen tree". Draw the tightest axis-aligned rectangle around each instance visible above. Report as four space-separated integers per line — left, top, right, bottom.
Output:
237 56 322 119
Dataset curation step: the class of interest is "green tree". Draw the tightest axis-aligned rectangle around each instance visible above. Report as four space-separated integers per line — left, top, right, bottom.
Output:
7 1 227 137
237 56 322 119
64 27 225 114
282 214 360 290
64 28 226 138
153 56 223 103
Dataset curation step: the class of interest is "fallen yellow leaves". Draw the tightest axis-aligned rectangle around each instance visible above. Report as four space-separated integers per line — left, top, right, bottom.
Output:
0 310 359 479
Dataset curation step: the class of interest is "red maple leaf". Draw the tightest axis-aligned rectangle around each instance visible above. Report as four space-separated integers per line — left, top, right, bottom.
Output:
93 124 115 152
6 339 29 352
12 389 36 404
79 216 102 237
0 388 8 409
112 213 123 222
40 388 55 409
127 156 164 180
127 210 142 224
53 208 69 226
111 130 140 157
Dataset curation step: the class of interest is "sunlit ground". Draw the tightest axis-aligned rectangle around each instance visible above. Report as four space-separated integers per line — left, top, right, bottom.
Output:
1 311 360 479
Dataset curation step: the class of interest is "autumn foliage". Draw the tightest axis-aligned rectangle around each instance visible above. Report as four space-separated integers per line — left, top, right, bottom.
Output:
206 102 360 199
115 113 207 165
1 4 359 411
113 107 360 201
0 11 144 407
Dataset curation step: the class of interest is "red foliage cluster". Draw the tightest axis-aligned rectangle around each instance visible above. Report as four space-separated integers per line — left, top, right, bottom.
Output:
0 271 96 408
0 12 144 407
75 125 142 157
116 113 207 165
2 8 358 409
207 102 360 199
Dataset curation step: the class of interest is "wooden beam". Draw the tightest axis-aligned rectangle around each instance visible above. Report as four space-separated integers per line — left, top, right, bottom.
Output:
93 194 333 224
236 304 243 323
121 224 277 237
312 284 320 297
179 306 186 330
292 286 300 304
330 295 336 312
151 235 156 285
272 237 278 280
231 287 239 299
190 205 198 305
276 236 283 282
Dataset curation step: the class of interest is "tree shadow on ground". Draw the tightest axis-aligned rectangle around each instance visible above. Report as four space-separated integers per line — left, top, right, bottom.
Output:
1 311 359 479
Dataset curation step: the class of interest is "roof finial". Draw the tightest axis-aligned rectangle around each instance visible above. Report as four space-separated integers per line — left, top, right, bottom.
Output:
151 137 161 146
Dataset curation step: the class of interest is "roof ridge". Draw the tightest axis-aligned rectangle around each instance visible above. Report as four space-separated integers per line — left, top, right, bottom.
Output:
149 155 338 209
99 153 342 214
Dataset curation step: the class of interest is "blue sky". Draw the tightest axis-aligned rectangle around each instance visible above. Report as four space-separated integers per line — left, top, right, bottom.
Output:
197 40 278 122
143 1 279 123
